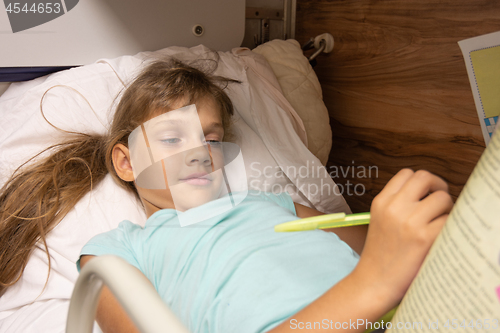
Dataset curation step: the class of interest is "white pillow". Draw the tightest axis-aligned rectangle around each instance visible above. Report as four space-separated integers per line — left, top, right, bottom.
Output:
0 44 350 332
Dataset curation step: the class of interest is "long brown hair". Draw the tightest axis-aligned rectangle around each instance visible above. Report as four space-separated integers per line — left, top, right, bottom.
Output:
0 58 236 296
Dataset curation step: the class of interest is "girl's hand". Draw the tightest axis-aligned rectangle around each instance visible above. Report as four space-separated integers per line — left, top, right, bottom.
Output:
354 169 453 307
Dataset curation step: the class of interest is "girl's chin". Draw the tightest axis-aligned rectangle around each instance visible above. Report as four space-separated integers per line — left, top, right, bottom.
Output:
171 185 223 210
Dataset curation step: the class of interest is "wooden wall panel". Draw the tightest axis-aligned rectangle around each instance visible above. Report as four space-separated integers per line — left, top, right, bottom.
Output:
295 0 500 212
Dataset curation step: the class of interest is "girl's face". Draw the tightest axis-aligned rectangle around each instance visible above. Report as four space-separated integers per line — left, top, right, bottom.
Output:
130 98 225 217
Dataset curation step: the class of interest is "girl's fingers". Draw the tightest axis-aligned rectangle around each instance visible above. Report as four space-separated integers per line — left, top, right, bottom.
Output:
379 169 415 197
398 170 449 202
414 190 454 225
426 214 450 240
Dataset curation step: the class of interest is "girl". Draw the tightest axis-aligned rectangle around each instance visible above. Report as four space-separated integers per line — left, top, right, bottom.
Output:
1 59 453 332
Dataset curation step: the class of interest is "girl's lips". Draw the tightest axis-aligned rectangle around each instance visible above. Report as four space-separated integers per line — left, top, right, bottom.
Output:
181 177 212 186
180 173 212 185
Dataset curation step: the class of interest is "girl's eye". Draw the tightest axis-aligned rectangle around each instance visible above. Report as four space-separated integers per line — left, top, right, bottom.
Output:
161 138 181 145
206 140 222 146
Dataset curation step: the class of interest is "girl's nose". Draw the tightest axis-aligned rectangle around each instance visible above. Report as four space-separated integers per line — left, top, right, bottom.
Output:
184 145 212 166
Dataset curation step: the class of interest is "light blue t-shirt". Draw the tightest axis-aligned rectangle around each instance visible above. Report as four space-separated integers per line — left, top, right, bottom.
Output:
80 191 359 333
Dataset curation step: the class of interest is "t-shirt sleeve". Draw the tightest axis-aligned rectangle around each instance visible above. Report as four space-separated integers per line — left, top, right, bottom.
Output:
77 220 141 272
259 191 296 216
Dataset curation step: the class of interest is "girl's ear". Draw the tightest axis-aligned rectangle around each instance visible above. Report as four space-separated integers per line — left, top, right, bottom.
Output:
112 144 135 182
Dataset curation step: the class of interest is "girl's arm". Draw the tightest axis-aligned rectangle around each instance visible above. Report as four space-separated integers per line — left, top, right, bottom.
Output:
294 202 368 255
79 255 140 333
269 169 453 332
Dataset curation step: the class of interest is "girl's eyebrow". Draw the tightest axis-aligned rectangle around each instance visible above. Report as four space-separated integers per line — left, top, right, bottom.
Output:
150 119 187 129
204 122 223 132
148 119 223 135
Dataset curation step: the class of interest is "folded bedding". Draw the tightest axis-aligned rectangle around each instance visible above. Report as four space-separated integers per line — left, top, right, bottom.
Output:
253 39 333 166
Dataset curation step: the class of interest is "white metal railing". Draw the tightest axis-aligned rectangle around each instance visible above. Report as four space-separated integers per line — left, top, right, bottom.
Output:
66 255 190 333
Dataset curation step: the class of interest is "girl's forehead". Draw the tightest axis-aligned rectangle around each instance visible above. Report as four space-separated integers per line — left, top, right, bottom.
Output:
148 104 198 123
142 105 203 134
146 97 221 122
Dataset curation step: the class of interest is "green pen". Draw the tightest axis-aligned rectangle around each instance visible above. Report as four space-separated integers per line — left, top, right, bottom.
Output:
274 212 370 232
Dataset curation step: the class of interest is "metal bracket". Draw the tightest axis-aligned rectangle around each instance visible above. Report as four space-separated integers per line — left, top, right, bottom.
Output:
246 7 283 46
242 0 296 48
